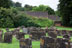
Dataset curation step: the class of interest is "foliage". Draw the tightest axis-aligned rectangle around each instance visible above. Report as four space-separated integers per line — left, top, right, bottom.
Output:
14 2 22 7
46 7 55 15
0 7 14 28
24 4 33 11
0 0 12 8
32 5 55 15
55 11 60 16
58 0 72 27
28 17 53 27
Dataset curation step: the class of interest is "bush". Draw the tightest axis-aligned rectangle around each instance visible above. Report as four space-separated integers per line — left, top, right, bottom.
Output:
0 7 14 28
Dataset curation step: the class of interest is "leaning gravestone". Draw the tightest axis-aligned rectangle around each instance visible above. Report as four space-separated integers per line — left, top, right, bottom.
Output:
4 32 12 43
0 30 3 42
40 36 56 48
20 38 32 48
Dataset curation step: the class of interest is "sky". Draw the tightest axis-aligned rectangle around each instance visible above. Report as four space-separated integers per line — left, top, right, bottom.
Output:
12 0 59 11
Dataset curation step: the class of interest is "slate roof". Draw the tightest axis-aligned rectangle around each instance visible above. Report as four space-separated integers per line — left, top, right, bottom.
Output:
23 11 60 21
48 15 60 21
24 11 48 18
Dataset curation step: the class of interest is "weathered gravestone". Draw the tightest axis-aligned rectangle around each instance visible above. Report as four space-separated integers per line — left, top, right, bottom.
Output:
20 38 32 48
22 27 28 34
12 28 20 35
4 32 12 43
56 38 71 48
0 30 3 42
56 30 62 36
6 28 9 32
30 28 46 40
68 31 72 37
63 34 70 39
40 36 56 48
28 27 41 34
48 31 57 38
61 30 68 36
16 32 25 40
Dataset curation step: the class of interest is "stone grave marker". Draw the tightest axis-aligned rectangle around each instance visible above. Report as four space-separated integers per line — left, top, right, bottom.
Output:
61 30 68 36
40 36 56 48
48 31 57 38
56 30 62 36
16 32 25 40
63 34 70 39
0 30 3 42
30 28 46 40
4 32 12 43
20 38 32 48
22 27 28 34
6 28 9 32
62 38 71 48
68 31 72 37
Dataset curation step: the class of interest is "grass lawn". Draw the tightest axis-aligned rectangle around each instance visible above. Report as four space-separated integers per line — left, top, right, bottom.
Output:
56 26 72 30
0 34 40 48
0 28 40 48
0 27 72 48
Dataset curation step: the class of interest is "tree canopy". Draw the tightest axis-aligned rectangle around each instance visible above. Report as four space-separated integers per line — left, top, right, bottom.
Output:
58 0 72 27
0 0 12 8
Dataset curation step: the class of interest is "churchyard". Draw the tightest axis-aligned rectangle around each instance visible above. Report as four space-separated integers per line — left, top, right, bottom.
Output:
0 26 72 48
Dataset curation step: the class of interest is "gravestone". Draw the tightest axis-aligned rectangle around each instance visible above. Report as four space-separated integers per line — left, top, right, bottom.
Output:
68 31 72 37
62 38 71 48
63 34 70 39
61 30 68 36
6 28 9 32
56 30 62 36
40 36 56 48
30 28 46 40
56 38 71 48
4 32 12 43
13 28 21 35
16 32 25 40
20 38 32 48
0 30 3 42
48 31 57 38
45 27 49 33
22 28 28 34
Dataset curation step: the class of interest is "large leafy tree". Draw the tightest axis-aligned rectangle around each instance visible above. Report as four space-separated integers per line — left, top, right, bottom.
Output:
0 0 12 8
15 2 22 7
58 0 72 26
24 4 33 11
32 5 55 15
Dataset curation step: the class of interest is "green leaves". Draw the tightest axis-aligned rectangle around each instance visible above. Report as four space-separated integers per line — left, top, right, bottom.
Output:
58 0 72 27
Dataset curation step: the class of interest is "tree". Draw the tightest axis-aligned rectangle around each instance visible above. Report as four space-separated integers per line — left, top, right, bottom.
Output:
24 4 33 11
55 11 60 16
32 5 47 11
0 0 12 8
15 2 22 7
58 0 72 26
32 5 55 15
46 7 55 15
0 7 14 28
